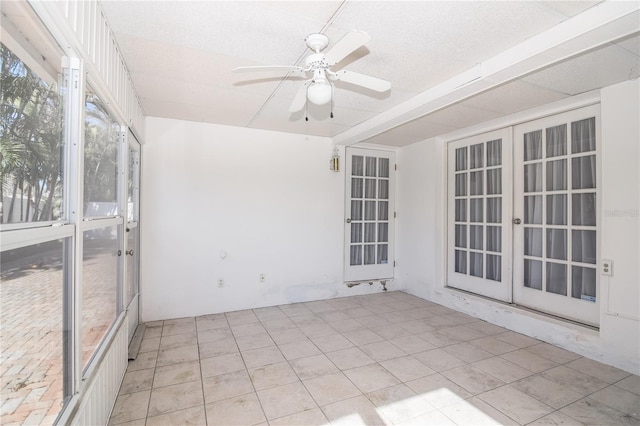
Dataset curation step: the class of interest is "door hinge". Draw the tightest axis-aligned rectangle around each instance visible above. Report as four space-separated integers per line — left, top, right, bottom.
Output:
394 211 397 218
393 260 396 267
394 164 397 171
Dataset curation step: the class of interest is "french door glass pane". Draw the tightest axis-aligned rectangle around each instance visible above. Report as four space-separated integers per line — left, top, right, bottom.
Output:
546 262 567 295
365 179 376 198
470 171 483 195
470 253 483 277
351 178 363 198
378 202 388 220
456 147 468 171
486 226 502 253
364 245 375 264
487 169 502 195
364 223 376 242
377 245 388 264
572 156 596 189
571 118 596 154
350 246 362 266
470 144 484 169
352 156 364 176
379 180 389 199
546 195 567 225
546 124 567 157
455 225 467 248
351 223 362 243
572 194 596 226
524 228 542 257
456 174 467 196
351 200 363 220
379 158 390 177
487 140 502 166
365 157 377 177
546 159 567 191
546 229 567 260
486 255 501 282
524 195 542 224
524 259 543 290
486 198 501 223
525 164 542 192
470 225 482 250
470 199 483 222
524 130 542 160
378 223 389 242
572 266 596 301
455 250 467 273
365 201 376 220
455 199 467 222
572 230 596 264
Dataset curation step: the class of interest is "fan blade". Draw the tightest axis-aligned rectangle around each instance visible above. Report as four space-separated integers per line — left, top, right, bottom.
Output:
324 30 371 66
332 70 391 92
289 83 308 112
233 65 304 74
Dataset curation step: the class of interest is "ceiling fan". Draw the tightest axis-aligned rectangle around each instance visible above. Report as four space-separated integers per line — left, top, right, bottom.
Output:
232 30 391 117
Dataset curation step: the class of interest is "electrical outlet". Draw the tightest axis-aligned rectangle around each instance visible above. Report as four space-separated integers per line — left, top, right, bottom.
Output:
601 259 613 276
259 273 265 283
217 279 225 288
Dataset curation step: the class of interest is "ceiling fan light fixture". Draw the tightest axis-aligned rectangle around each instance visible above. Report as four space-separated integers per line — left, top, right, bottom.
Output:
307 80 332 105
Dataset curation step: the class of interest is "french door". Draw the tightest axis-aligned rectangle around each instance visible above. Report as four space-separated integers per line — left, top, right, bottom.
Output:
448 105 600 326
124 131 141 341
447 129 512 302
344 148 395 282
513 105 600 326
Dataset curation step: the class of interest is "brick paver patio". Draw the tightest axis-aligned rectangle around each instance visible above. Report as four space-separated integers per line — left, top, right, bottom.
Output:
1 243 117 425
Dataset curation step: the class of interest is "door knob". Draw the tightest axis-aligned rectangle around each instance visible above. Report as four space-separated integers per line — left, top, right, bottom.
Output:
513 218 522 225
346 218 351 223
126 250 134 256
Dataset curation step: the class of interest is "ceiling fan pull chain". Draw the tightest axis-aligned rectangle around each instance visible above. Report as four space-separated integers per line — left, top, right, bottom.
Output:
330 83 334 119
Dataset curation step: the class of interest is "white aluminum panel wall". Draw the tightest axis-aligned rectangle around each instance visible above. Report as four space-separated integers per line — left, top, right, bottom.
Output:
40 0 145 139
70 318 128 426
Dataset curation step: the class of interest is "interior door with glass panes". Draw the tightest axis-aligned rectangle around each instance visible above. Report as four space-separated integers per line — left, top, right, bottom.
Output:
124 131 141 341
447 129 512 302
513 105 599 326
345 148 395 282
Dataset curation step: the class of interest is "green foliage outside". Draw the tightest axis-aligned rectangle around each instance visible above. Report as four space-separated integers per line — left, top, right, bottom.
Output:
1 42 63 223
1 43 120 223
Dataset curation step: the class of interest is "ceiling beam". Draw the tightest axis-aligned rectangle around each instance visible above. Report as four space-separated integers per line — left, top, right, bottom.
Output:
333 0 640 146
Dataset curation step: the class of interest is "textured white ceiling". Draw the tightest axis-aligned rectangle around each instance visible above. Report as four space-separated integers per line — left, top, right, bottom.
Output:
100 0 639 146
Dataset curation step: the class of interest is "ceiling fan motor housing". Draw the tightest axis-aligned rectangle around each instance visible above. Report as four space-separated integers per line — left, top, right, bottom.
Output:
305 33 330 52
305 53 329 71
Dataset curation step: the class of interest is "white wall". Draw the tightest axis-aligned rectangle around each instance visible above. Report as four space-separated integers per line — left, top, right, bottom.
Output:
141 117 391 321
598 79 640 371
396 79 640 374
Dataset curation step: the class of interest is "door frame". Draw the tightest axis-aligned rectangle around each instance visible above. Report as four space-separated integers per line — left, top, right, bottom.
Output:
344 147 396 282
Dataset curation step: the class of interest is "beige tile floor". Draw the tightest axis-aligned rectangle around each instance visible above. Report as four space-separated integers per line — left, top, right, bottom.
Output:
109 291 640 426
